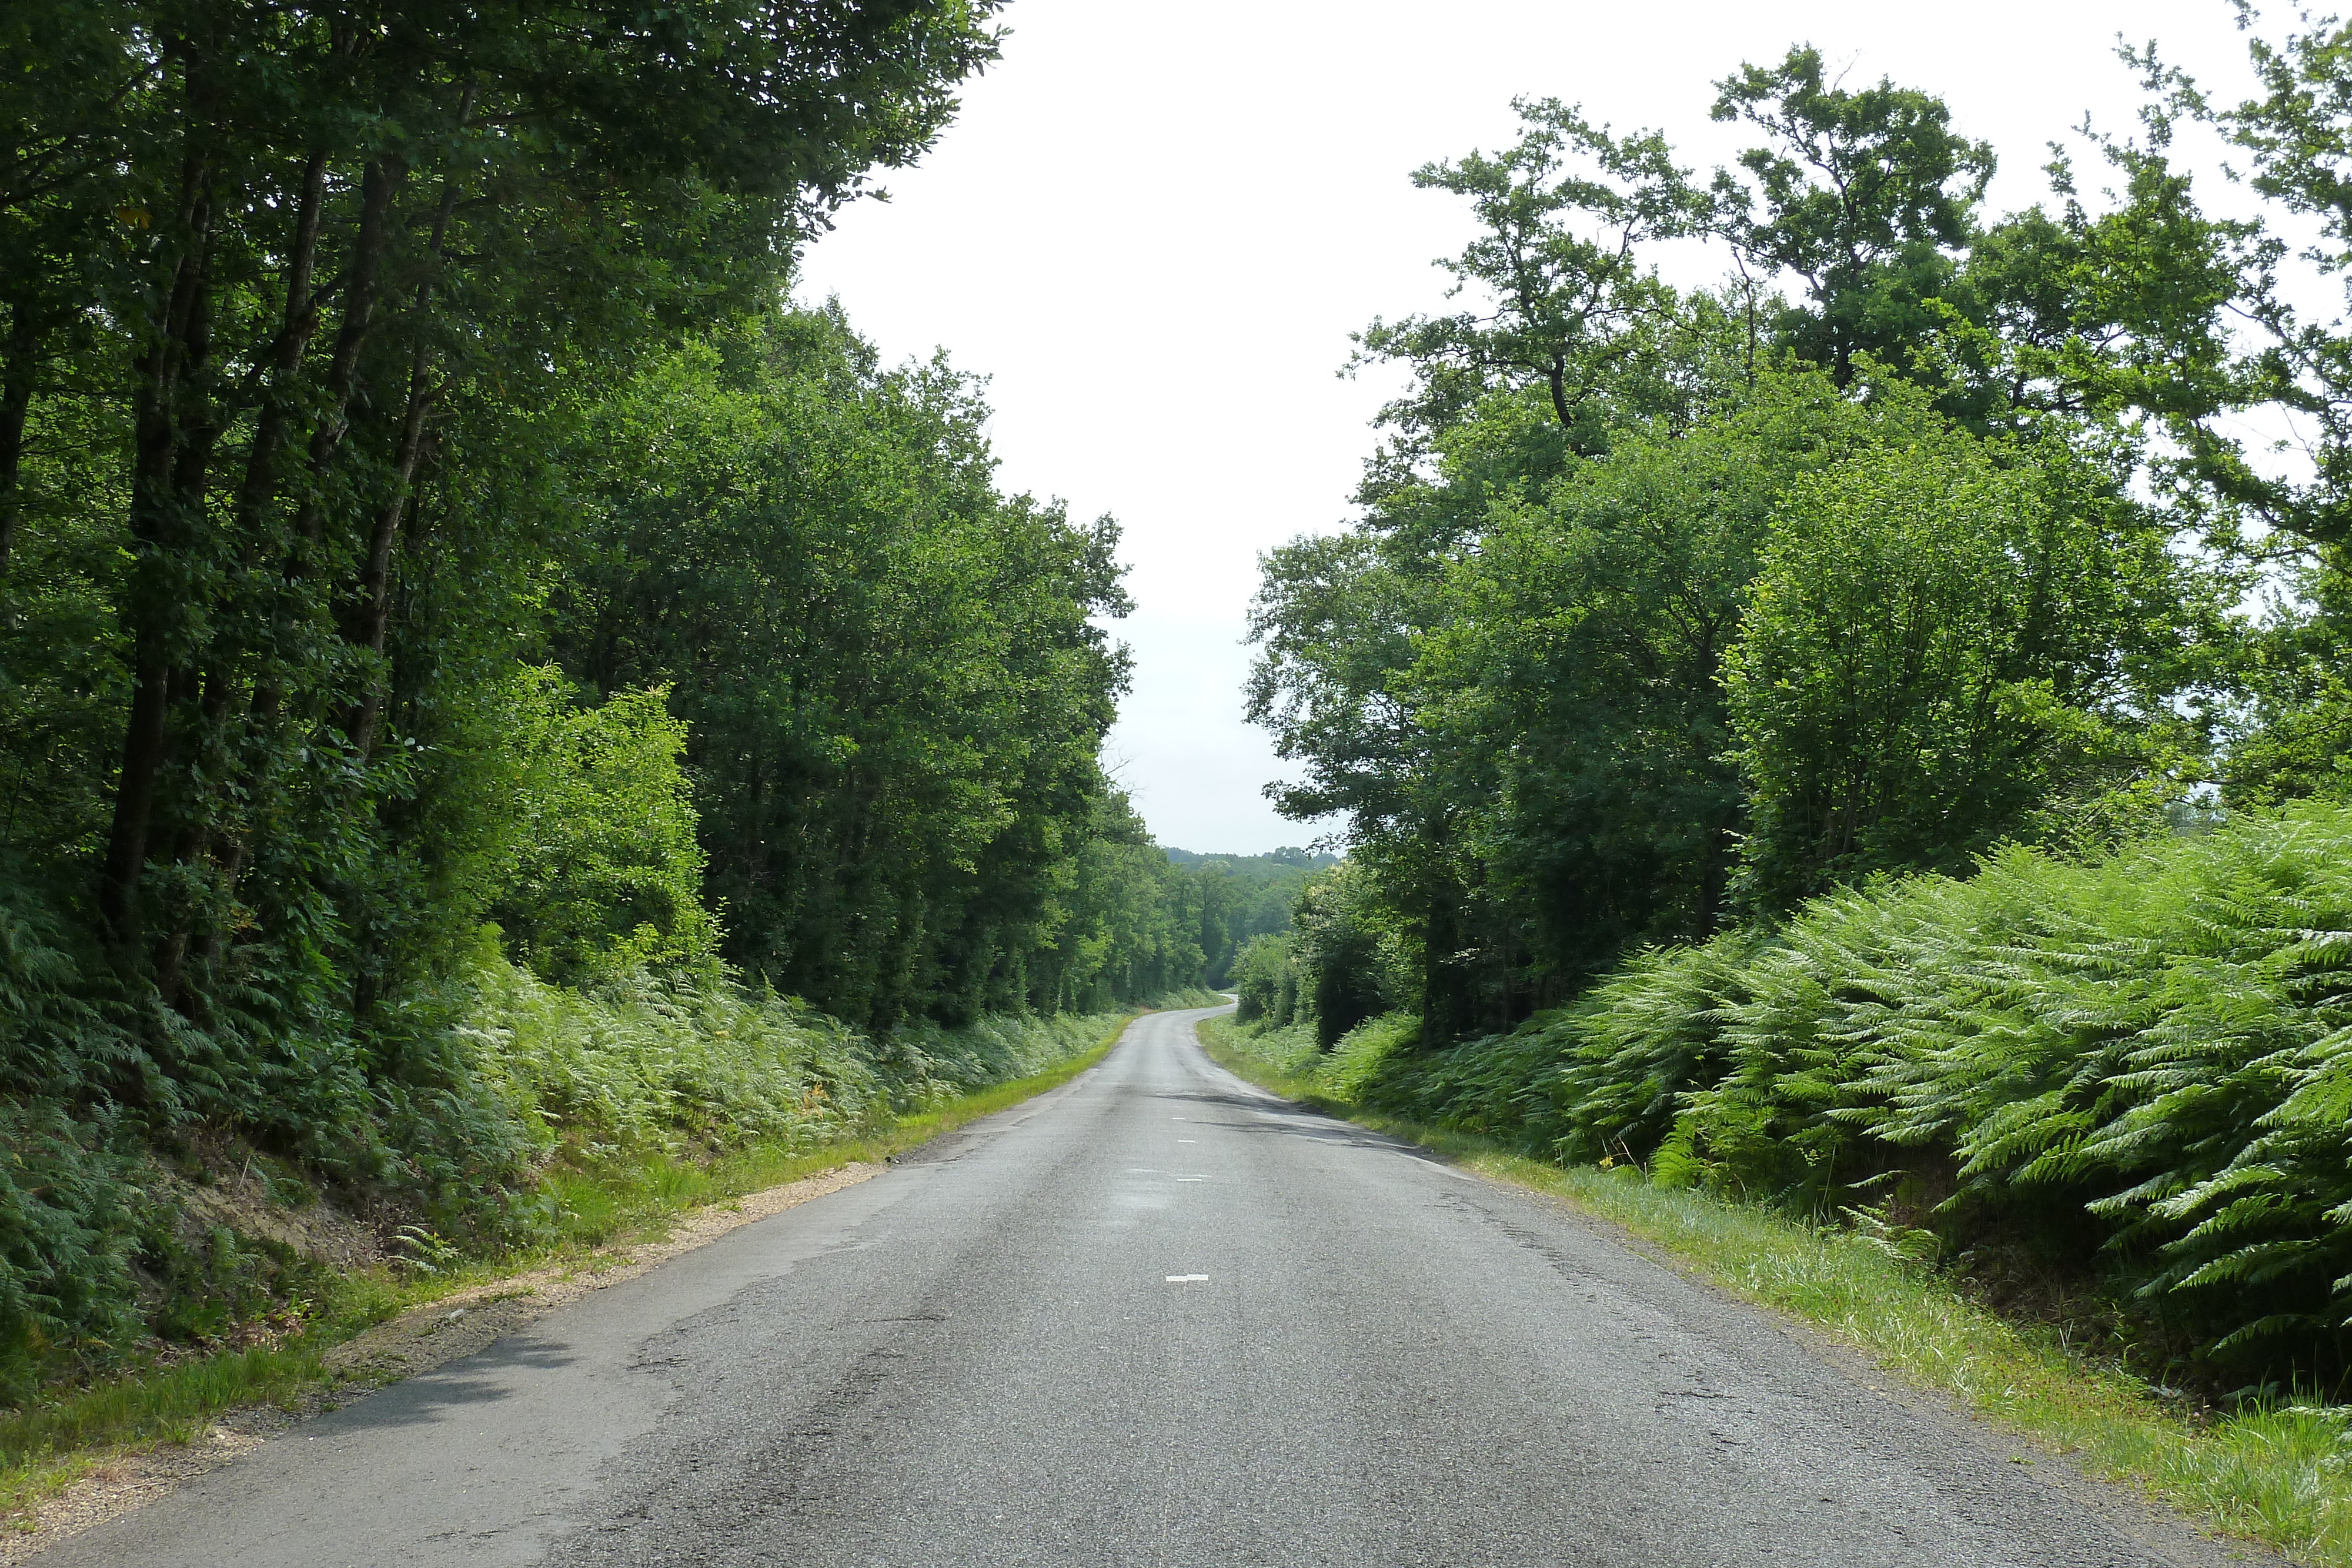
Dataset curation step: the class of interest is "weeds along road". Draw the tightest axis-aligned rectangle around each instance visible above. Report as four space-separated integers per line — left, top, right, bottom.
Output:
51 1005 2246 1568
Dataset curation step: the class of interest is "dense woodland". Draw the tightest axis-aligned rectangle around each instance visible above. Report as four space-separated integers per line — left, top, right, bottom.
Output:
0 1 1244 1397
1237 24 2352 1385
1161 845 1332 987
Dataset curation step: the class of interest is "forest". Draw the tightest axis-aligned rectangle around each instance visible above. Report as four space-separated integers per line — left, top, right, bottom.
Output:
1161 845 1333 987
0 1 1254 1401
1232 24 2352 1388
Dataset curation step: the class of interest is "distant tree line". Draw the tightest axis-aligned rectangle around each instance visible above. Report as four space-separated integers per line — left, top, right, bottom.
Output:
1160 847 1332 988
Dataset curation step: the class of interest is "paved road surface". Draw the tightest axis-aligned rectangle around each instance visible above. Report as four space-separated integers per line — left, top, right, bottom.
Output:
48 1005 2247 1567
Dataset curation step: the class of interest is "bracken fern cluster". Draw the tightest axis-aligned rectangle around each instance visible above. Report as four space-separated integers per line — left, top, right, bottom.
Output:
1378 801 2352 1379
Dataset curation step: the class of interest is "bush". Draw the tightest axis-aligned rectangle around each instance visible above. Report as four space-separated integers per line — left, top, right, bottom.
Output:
1292 864 1402 1048
1231 932 1301 1025
0 927 1136 1402
0 1105 142 1405
1342 800 2352 1380
488 673 720 984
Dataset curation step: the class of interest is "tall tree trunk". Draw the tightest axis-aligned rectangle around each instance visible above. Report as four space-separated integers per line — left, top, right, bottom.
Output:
235 155 396 758
345 131 468 762
99 137 217 947
284 156 397 555
232 149 329 535
194 156 399 982
345 369 431 761
158 151 335 999
0 295 41 578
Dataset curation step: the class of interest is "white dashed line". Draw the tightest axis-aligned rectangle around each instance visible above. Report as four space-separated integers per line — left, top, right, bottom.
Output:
1165 1274 1210 1283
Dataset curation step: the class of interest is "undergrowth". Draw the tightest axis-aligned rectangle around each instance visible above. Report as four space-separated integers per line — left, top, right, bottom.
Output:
0 997 1184 1530
1249 803 2352 1392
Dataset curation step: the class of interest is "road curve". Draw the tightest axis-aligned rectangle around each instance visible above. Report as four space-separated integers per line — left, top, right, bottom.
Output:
47 1005 2247 1568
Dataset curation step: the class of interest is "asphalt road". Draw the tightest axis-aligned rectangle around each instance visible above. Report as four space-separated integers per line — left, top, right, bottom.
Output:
49 1005 2249 1568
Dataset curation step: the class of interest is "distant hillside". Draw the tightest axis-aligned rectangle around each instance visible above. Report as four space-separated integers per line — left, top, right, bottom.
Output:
1162 847 1339 870
1158 847 1338 986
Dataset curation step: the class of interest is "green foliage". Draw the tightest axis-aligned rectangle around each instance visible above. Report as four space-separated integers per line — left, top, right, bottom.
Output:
1202 1009 1417 1107
1710 46 1994 388
455 954 878 1161
1316 1012 1421 1103
0 1008 1140 1516
489 674 719 984
1044 800 1211 1014
1353 97 1716 452
1547 928 1770 1165
1230 932 1302 1026
0 1106 140 1400
1356 801 2352 1380
2143 11 2352 554
1724 406 2215 908
1290 861 1406 1048
1409 370 1943 989
1159 846 1329 987
551 308 1141 1027
0 0 1005 1019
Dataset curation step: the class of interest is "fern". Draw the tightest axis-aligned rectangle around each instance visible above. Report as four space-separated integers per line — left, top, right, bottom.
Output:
1482 799 2352 1375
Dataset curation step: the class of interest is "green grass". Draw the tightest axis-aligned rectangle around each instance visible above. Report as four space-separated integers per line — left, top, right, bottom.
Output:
0 1344 327 1519
530 1035 1122 1252
0 1011 1138 1534
1197 1012 2352 1567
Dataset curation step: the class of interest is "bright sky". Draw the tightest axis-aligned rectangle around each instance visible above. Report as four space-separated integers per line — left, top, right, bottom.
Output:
793 0 2269 855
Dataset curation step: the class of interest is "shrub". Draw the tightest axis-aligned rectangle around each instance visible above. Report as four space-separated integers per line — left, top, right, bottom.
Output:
488 672 720 985
1354 800 2352 1379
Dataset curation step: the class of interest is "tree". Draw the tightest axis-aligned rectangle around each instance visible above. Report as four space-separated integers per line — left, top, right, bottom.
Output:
1724 407 2215 907
0 0 1005 1119
0 0 1000 994
487 674 718 985
1290 862 1402 1048
1408 370 1930 987
1712 46 1995 386
2133 11 2352 566
552 307 1136 1027
1352 98 1719 460
1252 49 2245 1042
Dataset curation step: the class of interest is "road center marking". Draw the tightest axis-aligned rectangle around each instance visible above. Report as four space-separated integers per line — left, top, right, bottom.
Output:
1165 1274 1210 1283
1175 1176 1207 1182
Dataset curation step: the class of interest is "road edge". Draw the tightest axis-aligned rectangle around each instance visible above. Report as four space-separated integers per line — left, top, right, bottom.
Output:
1 1008 1157 1564
1187 1012 2287 1568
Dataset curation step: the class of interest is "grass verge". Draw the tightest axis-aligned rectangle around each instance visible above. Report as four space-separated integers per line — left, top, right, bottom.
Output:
0 1012 1140 1535
1196 1012 2352 1567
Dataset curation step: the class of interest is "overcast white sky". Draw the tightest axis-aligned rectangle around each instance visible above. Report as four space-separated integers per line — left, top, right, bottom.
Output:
793 0 2270 854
